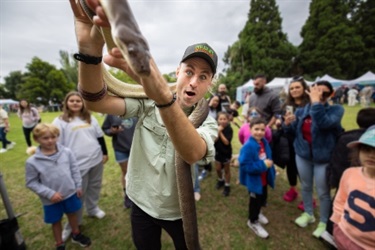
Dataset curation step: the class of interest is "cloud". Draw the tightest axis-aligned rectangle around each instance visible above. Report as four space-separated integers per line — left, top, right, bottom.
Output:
0 0 310 80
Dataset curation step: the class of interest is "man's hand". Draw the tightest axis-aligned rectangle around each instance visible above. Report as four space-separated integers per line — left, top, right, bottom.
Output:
69 0 105 55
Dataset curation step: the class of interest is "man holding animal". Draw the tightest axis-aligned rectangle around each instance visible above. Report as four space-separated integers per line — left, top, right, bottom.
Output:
69 0 218 249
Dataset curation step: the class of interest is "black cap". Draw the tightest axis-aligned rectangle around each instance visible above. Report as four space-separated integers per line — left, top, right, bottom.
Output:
180 43 218 74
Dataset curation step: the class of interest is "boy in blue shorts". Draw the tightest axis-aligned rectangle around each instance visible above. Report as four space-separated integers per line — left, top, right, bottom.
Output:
25 123 91 250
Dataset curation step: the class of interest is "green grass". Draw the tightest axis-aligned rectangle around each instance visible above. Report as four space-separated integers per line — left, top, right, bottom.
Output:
0 104 372 249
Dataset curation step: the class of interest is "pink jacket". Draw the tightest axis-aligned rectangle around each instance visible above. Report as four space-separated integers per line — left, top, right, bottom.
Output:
238 122 272 145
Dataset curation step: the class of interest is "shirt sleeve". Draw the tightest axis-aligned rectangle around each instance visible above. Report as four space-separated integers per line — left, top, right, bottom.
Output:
331 168 350 224
196 115 218 165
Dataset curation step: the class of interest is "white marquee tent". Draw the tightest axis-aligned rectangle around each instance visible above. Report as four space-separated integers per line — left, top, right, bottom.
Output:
347 71 375 85
0 99 18 105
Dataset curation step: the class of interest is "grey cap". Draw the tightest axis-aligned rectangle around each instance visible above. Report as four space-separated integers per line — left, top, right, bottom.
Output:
181 43 218 74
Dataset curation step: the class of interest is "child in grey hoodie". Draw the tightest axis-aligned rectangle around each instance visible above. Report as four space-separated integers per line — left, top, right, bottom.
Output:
25 123 91 250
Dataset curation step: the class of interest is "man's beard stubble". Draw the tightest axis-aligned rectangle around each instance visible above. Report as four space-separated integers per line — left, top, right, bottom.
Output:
254 87 264 95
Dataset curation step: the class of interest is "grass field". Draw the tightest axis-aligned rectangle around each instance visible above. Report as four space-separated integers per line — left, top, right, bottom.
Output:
0 104 371 249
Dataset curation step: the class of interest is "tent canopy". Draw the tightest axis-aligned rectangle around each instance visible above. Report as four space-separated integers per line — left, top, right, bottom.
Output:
0 99 18 105
347 71 375 85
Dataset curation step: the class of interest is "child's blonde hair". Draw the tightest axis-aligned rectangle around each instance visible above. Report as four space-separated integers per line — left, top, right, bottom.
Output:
32 123 60 141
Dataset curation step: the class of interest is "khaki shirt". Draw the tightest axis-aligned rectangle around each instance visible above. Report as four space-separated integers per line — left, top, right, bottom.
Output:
124 98 217 220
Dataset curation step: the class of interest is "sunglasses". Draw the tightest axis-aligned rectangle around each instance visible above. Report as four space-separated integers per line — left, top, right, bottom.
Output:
322 92 331 98
291 76 303 82
249 111 259 118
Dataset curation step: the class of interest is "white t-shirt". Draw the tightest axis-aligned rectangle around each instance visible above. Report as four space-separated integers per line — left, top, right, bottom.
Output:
53 115 103 170
0 108 8 128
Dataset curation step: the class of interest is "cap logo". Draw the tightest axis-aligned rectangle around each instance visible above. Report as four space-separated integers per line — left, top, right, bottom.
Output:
194 45 215 59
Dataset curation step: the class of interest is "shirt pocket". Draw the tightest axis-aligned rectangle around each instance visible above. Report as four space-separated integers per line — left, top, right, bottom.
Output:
139 117 167 165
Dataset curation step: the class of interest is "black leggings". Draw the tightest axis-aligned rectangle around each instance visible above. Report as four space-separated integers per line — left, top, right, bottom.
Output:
131 203 187 250
23 126 35 147
249 186 268 223
286 139 299 186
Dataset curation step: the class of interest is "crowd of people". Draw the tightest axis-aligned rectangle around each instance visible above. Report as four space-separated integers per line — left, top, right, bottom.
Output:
2 1 374 249
332 85 374 107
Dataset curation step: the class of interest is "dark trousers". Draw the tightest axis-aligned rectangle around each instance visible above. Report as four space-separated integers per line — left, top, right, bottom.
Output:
287 138 299 186
249 186 268 223
131 203 187 250
22 126 35 147
203 163 212 172
0 127 11 149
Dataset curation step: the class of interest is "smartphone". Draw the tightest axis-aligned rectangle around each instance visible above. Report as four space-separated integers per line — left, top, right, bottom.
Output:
286 105 294 114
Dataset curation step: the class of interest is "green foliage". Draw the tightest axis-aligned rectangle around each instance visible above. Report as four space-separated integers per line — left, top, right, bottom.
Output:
59 50 78 85
2 71 25 99
299 0 365 79
108 68 138 84
351 0 375 74
221 0 297 97
17 57 75 105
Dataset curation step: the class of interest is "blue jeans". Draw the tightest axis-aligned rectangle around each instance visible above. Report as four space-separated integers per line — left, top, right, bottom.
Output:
295 155 331 223
0 127 11 149
194 164 200 193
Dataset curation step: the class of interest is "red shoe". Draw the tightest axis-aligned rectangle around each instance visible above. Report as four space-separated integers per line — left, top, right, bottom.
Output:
298 199 317 211
283 188 298 202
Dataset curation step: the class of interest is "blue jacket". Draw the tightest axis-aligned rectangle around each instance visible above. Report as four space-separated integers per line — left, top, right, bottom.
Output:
238 137 276 194
284 102 344 163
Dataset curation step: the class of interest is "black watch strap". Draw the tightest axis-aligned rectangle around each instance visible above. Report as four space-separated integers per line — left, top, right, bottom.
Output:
74 53 102 65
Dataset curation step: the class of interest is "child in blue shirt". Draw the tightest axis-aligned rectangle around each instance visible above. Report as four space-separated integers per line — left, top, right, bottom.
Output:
25 123 91 250
239 117 276 239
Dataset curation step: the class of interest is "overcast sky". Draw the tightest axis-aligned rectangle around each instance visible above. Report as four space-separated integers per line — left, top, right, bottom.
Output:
0 0 311 81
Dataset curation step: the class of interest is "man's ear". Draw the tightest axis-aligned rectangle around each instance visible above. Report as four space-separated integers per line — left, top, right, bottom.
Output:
176 65 181 77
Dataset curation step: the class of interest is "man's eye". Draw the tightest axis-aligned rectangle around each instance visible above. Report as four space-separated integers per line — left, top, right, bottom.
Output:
186 71 193 76
200 75 207 81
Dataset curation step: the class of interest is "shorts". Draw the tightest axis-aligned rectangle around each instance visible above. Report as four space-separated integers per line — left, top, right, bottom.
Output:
43 193 82 224
215 156 231 165
114 150 130 163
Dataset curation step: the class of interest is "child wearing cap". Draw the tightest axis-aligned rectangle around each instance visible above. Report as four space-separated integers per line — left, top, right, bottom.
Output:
330 126 375 250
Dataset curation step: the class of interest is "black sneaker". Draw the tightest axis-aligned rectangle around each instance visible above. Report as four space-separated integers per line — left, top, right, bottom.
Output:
71 233 91 247
124 195 132 209
216 180 225 190
56 244 65 250
223 186 230 196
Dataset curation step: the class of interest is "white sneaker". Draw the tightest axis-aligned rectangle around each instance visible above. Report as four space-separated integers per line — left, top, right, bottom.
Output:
0 148 7 153
62 228 72 242
7 142 15 149
258 213 269 225
90 209 106 219
247 220 269 238
320 230 337 248
194 192 201 201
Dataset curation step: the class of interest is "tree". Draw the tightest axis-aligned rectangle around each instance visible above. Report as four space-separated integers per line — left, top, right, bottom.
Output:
299 0 365 79
59 50 78 85
2 71 25 99
18 57 75 105
221 0 297 97
350 0 375 74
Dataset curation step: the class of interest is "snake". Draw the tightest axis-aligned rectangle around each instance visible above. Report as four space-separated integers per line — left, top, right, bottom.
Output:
78 0 207 248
